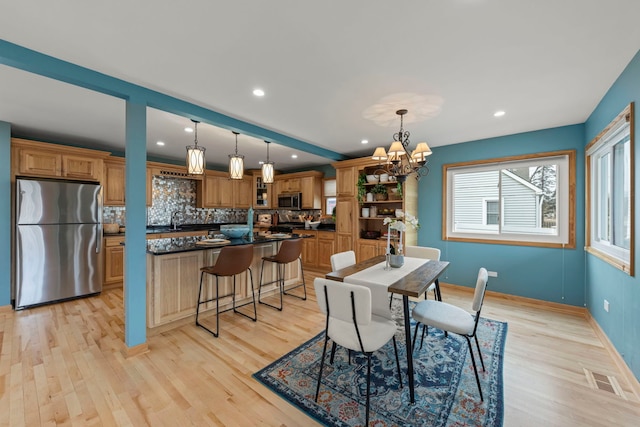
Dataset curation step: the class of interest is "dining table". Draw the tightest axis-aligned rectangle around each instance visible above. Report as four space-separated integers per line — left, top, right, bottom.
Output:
325 254 450 404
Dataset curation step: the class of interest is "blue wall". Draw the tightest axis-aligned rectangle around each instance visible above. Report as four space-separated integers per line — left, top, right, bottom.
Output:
416 125 586 306
585 49 640 380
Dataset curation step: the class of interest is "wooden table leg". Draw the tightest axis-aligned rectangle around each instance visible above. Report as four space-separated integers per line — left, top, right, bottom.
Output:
402 295 415 404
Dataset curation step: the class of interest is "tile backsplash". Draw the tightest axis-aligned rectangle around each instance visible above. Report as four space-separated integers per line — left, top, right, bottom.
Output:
102 176 320 226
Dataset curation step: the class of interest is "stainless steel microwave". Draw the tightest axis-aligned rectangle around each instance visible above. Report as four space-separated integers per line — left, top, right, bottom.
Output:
277 192 302 210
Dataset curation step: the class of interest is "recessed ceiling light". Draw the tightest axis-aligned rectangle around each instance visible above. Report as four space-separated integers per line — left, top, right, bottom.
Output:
361 139 369 144
291 154 298 159
184 127 194 133
494 110 506 117
253 88 265 97
156 141 165 146
258 160 265 165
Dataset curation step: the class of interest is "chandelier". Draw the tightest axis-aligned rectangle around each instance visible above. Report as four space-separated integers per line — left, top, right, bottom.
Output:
228 131 244 180
371 109 432 183
186 120 206 175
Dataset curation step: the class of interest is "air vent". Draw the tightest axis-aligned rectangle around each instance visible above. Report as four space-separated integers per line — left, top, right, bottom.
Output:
583 368 626 399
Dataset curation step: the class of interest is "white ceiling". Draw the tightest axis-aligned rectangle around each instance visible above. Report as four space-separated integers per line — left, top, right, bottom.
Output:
1 0 640 171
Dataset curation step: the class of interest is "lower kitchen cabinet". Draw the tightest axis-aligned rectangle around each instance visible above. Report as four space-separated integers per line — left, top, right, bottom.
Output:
317 231 336 271
104 235 125 288
357 239 386 262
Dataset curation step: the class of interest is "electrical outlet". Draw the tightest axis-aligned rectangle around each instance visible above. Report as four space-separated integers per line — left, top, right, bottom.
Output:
604 299 610 312
487 271 498 278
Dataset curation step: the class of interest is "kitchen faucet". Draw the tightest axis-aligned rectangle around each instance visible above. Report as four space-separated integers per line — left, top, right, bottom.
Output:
170 211 181 230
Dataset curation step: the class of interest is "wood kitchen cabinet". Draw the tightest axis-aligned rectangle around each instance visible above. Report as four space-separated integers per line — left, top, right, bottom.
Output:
103 157 126 206
104 235 125 288
273 171 324 209
233 177 252 208
317 231 336 271
252 171 272 209
334 197 354 253
198 173 233 208
12 138 109 182
301 231 318 267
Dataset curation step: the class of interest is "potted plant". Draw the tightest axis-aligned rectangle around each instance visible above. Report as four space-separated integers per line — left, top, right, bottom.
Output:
357 173 367 204
371 183 388 201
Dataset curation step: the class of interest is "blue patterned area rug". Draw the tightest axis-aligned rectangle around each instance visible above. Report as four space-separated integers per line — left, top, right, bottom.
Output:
253 307 507 427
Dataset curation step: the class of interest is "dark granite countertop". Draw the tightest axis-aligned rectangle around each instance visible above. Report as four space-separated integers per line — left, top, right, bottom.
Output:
145 233 312 255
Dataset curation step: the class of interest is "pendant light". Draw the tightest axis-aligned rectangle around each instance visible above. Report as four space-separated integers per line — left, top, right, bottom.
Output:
262 140 275 184
186 120 206 175
228 131 244 179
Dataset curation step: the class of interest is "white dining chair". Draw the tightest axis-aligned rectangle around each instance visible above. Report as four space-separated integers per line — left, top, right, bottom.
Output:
330 250 356 271
404 245 441 300
411 267 489 400
314 278 402 426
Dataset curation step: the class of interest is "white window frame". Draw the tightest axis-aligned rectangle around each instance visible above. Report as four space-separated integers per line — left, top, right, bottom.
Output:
586 103 634 275
483 198 499 226
443 150 576 248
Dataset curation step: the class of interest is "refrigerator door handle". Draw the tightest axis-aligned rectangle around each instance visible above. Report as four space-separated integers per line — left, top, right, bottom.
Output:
96 223 102 253
96 188 103 254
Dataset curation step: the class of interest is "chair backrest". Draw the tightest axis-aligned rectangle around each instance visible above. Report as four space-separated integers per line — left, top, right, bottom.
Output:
404 245 441 261
330 250 356 271
314 278 371 325
272 238 303 263
471 267 489 313
211 245 254 275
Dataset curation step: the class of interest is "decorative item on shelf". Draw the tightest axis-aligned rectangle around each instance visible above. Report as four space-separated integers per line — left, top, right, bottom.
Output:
186 120 206 175
357 173 367 204
262 141 275 184
228 131 244 179
366 192 374 202
371 183 388 200
383 210 420 269
370 109 432 183
369 205 377 217
360 230 381 239
361 207 370 218
365 174 379 183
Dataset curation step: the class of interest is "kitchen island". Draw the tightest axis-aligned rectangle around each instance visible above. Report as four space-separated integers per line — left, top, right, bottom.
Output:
145 233 307 332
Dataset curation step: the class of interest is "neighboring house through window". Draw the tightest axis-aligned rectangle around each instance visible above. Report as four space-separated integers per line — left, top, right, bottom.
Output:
444 150 576 248
586 103 634 275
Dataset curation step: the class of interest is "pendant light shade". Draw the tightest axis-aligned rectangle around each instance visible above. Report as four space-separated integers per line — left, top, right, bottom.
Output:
262 140 275 184
228 131 245 180
186 120 206 175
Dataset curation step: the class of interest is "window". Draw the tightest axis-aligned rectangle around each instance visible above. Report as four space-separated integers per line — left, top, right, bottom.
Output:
485 199 499 225
586 103 634 275
324 179 336 216
444 150 575 247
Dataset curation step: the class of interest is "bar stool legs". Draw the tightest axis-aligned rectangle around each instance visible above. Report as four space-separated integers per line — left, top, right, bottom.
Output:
258 258 283 311
196 267 257 338
257 238 307 310
195 245 257 338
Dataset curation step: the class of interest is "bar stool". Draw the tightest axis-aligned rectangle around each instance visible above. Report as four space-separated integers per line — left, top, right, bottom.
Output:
258 238 306 310
196 244 257 337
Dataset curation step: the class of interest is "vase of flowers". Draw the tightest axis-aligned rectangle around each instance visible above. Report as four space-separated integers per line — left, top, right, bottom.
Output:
383 211 420 269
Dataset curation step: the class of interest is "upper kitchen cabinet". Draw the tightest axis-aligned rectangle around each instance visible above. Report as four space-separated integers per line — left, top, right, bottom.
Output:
12 138 109 182
233 176 252 209
196 171 251 208
252 170 272 209
336 166 356 197
103 157 126 206
274 171 323 209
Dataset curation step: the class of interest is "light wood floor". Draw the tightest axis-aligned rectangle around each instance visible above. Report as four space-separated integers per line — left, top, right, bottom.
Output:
1 270 639 426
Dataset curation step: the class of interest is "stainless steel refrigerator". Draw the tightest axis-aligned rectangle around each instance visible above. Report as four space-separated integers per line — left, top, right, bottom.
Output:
14 178 103 309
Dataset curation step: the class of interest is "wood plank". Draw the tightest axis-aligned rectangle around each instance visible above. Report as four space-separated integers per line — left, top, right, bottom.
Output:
0 271 639 426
